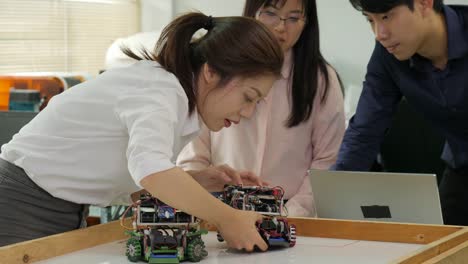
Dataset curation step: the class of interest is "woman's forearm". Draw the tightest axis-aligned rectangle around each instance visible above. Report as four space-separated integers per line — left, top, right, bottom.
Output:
140 166 232 227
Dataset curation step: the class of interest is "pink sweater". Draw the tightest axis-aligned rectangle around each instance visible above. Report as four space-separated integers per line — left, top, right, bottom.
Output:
177 51 345 217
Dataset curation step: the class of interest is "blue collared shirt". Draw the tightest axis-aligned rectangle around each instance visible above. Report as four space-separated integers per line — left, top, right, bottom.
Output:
334 5 468 171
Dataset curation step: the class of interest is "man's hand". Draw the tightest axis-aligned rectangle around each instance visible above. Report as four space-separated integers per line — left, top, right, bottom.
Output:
187 164 268 192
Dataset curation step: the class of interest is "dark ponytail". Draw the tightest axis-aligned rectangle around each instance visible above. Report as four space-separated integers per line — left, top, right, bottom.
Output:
122 12 283 114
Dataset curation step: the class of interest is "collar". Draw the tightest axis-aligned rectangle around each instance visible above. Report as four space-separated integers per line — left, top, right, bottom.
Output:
410 5 468 70
181 109 201 136
444 5 468 60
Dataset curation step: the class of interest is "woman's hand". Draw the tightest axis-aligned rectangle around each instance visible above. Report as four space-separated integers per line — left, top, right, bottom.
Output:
187 164 268 192
215 209 268 252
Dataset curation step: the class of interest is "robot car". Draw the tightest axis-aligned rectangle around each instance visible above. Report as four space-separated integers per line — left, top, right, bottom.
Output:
216 185 296 248
121 194 208 263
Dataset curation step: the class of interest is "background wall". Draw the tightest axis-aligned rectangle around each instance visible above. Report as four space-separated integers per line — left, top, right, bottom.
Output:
140 0 467 118
316 1 373 119
140 0 173 32
173 0 245 17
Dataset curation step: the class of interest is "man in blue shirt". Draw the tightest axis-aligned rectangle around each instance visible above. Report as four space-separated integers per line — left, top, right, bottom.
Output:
335 0 468 225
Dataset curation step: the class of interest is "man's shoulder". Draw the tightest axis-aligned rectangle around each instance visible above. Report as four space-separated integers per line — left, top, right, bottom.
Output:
450 5 468 30
450 5 468 14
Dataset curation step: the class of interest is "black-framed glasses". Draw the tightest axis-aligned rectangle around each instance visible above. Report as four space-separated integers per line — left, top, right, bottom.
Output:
257 10 306 28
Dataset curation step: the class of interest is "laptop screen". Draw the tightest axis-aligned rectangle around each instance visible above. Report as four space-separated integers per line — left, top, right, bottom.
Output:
308 169 443 225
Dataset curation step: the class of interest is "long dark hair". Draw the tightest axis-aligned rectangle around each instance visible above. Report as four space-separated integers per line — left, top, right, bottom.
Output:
349 0 444 13
244 0 335 127
122 12 283 115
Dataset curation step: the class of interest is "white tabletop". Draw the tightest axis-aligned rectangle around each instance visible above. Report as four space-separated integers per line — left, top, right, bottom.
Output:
37 232 423 264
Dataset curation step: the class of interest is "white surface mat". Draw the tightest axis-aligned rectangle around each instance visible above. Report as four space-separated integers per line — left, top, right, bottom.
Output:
37 231 423 264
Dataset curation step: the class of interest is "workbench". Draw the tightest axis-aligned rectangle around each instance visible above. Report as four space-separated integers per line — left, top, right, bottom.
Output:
1 218 467 263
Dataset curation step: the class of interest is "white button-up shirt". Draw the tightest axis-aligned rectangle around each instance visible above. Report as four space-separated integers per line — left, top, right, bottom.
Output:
1 61 200 206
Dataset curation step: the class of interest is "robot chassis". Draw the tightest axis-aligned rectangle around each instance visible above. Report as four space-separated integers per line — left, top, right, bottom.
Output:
121 194 208 263
216 185 297 248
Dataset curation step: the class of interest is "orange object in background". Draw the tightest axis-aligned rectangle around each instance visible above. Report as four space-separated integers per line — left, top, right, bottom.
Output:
0 79 12 111
0 74 86 111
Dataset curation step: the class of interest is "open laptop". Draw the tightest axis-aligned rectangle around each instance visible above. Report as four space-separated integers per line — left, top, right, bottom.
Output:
308 169 443 225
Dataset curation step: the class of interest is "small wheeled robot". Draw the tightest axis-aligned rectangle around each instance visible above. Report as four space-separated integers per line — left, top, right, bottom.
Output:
121 194 208 263
216 185 297 248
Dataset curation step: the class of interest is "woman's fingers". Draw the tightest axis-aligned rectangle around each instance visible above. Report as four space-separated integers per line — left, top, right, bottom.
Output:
219 164 243 185
219 172 232 182
240 171 264 186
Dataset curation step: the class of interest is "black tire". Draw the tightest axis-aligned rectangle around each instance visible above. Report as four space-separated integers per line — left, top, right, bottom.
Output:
216 232 224 242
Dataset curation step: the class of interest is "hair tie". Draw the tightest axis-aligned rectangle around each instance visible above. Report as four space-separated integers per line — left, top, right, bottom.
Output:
203 15 213 30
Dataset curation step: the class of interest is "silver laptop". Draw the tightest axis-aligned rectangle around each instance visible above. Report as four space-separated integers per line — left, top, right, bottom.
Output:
308 169 443 225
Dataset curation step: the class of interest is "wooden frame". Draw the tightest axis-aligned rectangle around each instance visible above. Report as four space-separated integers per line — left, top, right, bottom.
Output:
0 217 466 264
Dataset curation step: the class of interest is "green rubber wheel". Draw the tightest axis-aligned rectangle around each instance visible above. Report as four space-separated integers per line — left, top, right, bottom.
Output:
126 238 142 262
186 238 207 262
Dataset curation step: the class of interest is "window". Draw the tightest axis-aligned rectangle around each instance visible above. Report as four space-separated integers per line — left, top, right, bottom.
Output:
0 0 140 75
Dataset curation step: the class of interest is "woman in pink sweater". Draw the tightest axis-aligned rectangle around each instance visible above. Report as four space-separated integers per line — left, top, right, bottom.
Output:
177 0 345 217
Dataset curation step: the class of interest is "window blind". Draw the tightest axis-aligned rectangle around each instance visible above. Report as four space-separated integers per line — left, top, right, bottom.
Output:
0 0 140 75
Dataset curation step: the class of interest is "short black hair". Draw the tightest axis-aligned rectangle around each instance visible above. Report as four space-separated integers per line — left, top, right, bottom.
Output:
349 0 444 14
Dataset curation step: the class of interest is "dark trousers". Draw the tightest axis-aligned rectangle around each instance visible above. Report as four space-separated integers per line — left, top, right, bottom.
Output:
439 166 468 226
0 158 87 246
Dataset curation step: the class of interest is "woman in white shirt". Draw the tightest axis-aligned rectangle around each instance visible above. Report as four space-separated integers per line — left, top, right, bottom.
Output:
0 12 283 250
